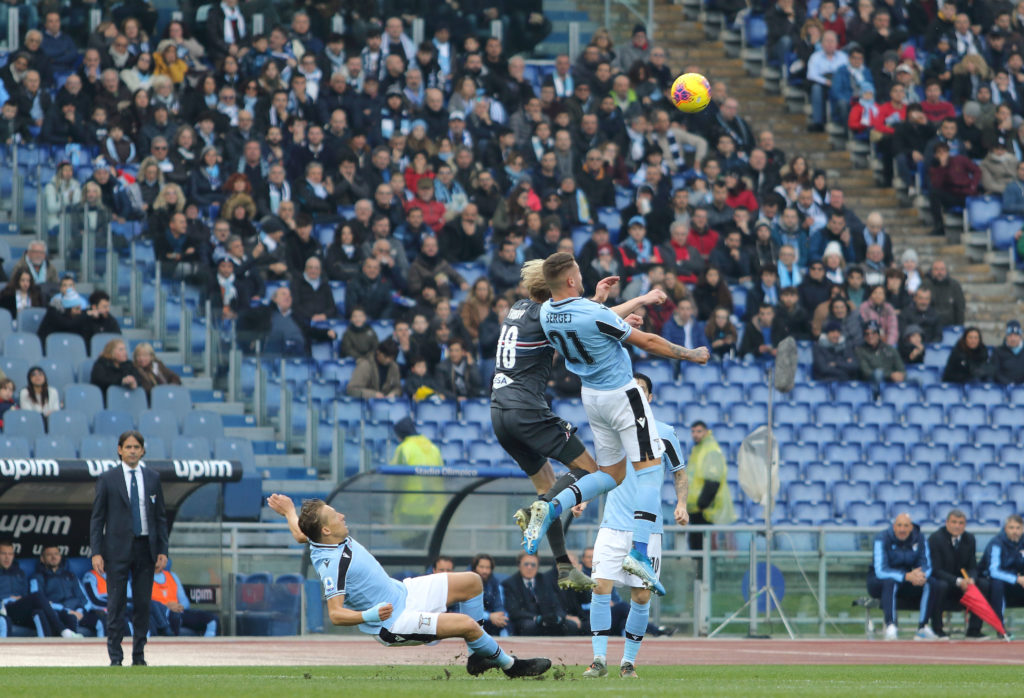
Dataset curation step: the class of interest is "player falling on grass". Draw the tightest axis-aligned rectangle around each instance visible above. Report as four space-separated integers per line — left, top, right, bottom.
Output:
574 372 688 679
267 494 550 678
521 253 708 595
492 259 667 592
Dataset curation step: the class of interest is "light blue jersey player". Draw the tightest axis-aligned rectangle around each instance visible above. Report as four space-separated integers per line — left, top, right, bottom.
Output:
581 372 689 679
521 252 708 596
267 494 550 678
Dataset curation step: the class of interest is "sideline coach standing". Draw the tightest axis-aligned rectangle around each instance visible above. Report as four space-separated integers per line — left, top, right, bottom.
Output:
90 430 168 666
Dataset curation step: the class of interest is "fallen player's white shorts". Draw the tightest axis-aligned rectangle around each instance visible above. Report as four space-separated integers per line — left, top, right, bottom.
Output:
377 573 449 646
592 528 663 588
581 379 665 467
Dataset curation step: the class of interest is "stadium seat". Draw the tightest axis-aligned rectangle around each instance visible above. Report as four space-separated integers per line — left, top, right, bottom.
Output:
0 357 30 386
965 384 1006 408
849 462 889 481
634 361 674 385
780 442 818 464
151 385 194 427
0 308 12 335
804 462 844 483
77 358 95 383
214 438 256 472
35 358 75 394
891 463 929 485
889 501 931 523
723 363 764 385
183 411 225 441
866 442 905 463
905 404 945 429
832 382 872 405
947 404 987 428
2 410 44 439
15 308 46 335
832 482 871 515
955 444 996 468
45 333 88 365
966 194 1003 231
875 482 916 506
89 332 122 358
683 363 723 391
815 403 854 427
550 399 588 427
790 501 833 524
884 424 923 447
439 441 464 462
919 482 959 504
880 384 921 412
1007 483 1024 506
705 382 745 406
33 435 77 458
172 436 212 459
46 410 90 442
94 410 136 435
923 384 961 405
822 442 861 465
63 387 103 426
845 501 888 526
329 399 364 432
731 402 768 429
909 443 949 468
414 400 457 424
106 385 148 413
683 402 721 425
713 424 748 448
144 437 168 459
976 502 1016 525
974 425 1014 447
839 424 879 445
924 346 951 371
2 332 42 361
990 215 1023 250
798 424 836 446
998 445 1024 465
777 462 801 484
934 463 974 482
933 501 970 522
467 440 501 466
989 405 1023 428
775 403 810 426
790 383 829 404
929 425 970 448
658 381 697 405
442 423 482 444
979 463 1021 486
746 383 773 403
0 436 31 457
366 398 412 424
858 403 896 427
79 435 118 459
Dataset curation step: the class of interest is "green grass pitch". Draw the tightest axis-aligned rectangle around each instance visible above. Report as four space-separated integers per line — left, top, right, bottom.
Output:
1 665 1020 697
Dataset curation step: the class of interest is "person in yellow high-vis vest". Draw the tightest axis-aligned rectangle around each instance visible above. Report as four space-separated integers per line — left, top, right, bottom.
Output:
685 421 736 552
391 416 445 547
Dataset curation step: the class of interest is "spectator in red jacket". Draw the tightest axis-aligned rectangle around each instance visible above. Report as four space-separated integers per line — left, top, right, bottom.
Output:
688 207 720 260
871 83 908 187
818 0 846 46
928 142 981 237
920 80 956 123
405 178 447 233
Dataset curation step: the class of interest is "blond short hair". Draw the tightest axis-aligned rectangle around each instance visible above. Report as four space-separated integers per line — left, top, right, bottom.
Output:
521 259 551 302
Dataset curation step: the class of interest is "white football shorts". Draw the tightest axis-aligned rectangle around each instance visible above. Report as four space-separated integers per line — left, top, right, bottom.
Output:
592 529 663 588
581 379 665 467
377 573 448 646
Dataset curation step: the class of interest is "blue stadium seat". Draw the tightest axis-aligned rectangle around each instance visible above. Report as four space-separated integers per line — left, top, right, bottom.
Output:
657 381 697 405
551 398 588 427
460 398 490 426
0 435 31 457
367 398 412 424
929 424 970 448
780 442 818 463
924 346 952 371
839 423 879 445
144 437 168 458
596 207 621 237
849 462 889 481
880 384 922 412
966 194 1003 231
859 403 896 426
778 462 801 484
934 463 974 482
815 403 854 426
822 442 862 465
704 382 745 406
2 332 42 361
790 501 833 524
45 333 87 365
999 445 1024 465
684 363 723 390
977 502 1017 525
172 436 212 459
712 424 748 448
723 363 764 385
15 308 46 335
36 358 75 394
990 215 1023 250
965 384 1006 408
94 410 135 435
905 404 945 429
79 435 117 459
89 332 122 358
46 410 90 442
414 400 457 424
1008 385 1024 404
919 482 959 504
989 404 1023 428
634 361 674 385
329 399 364 432
974 425 1013 447
892 463 929 485
884 424 923 447
106 385 148 413
443 423 481 444
956 444 996 468
790 383 829 404
746 384 772 403
866 442 905 463
875 482 916 506
889 501 931 523
439 441 464 462
804 462 844 483
0 308 11 335
731 402 768 428
832 482 871 514
923 384 961 405
1007 484 1024 506
744 13 769 48
184 411 225 441
979 463 1021 486
0 357 29 385
832 382 872 405
467 440 501 466
933 501 969 522
214 438 256 472
948 404 987 428
845 501 888 526
775 403 810 426
910 443 949 466
2 410 44 439
798 424 837 445
34 435 77 458
151 385 193 427
683 403 721 425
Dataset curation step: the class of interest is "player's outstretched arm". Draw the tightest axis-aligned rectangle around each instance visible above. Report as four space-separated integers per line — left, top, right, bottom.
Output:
327 596 392 626
625 328 710 364
268 493 308 543
609 287 667 319
673 469 690 525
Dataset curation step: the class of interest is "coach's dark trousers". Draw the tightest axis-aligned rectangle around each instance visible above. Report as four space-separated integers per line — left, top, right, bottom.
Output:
106 537 156 663
867 574 943 627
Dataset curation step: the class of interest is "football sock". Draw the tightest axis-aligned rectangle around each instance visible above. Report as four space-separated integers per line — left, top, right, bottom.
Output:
552 471 616 515
631 465 663 554
467 633 514 669
204 620 216 637
459 592 487 625
544 512 571 563
623 600 650 665
541 468 591 502
590 592 612 659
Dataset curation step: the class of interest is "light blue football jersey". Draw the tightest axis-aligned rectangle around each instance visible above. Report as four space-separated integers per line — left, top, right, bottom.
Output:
309 537 407 635
539 296 634 390
600 420 686 534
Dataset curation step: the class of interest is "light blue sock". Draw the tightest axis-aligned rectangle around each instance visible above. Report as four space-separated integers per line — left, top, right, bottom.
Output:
590 592 612 659
622 600 650 665
467 632 514 669
553 470 616 515
204 619 217 637
459 592 487 624
632 465 663 552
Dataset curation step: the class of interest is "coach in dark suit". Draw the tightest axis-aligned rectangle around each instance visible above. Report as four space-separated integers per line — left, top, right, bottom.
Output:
90 431 168 666
501 552 581 636
927 508 987 638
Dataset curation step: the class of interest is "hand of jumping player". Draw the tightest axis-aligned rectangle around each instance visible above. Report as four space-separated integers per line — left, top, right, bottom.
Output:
571 502 588 517
641 288 668 306
625 313 643 328
674 503 689 525
688 346 710 365
267 493 296 518
593 275 620 304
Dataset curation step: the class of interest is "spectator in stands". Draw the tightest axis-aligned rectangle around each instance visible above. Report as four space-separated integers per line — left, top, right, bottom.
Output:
340 308 379 362
694 267 733 322
738 304 778 361
928 142 981 237
390 414 442 466
290 257 337 330
0 539 75 638
0 378 16 429
868 513 943 641
859 284 899 346
900 287 942 343
435 338 484 401
899 322 927 367
990 320 1024 384
132 343 180 396
846 266 867 307
746 265 781 318
884 267 910 312
345 257 393 321
772 208 808 264
489 239 522 296
155 211 204 282
408 235 468 300
11 240 59 298
686 421 736 552
893 104 934 194
662 298 708 351
773 286 812 342
502 551 579 636
814 292 862 345
923 259 965 326
91 338 142 394
857 319 905 390
405 356 440 401
927 509 986 639
870 83 908 187
807 30 848 131
0 269 43 316
40 12 78 73
42 162 82 233
244 286 335 357
713 98 755 156
709 229 754 287
471 553 508 637
18 366 59 418
31 545 102 637
979 514 1024 636
347 337 401 399
813 319 859 381
767 0 805 71
941 327 992 383
899 249 922 294
440 203 486 264
1001 160 1024 215
798 260 833 315
831 45 873 126
980 137 1019 194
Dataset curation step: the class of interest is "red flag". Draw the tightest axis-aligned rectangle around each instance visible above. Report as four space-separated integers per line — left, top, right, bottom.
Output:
960 583 1007 636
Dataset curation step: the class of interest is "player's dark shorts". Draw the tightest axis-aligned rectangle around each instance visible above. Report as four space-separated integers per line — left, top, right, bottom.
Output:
490 406 586 476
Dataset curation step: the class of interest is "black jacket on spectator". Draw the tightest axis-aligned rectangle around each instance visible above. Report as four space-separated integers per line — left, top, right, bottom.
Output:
772 303 812 342
440 219 487 263
488 256 522 295
36 306 120 345
812 336 859 381
709 242 754 285
434 357 484 399
942 342 992 383
990 342 1024 385
285 231 322 275
345 270 392 319
290 277 338 329
798 276 833 315
923 273 965 327
90 357 144 395
900 304 942 343
738 319 776 359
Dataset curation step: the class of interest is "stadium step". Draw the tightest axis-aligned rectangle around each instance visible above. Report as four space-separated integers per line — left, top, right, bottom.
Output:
193 401 246 416
262 479 330 496
254 454 306 468
227 426 276 441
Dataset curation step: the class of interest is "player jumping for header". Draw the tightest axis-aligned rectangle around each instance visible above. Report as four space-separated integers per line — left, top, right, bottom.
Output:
522 253 708 595
267 494 550 678
492 260 668 592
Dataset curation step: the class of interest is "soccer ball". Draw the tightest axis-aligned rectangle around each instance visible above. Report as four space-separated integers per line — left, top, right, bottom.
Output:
670 73 711 113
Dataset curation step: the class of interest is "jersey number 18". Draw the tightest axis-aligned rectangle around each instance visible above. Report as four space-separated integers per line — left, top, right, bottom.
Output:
497 325 518 369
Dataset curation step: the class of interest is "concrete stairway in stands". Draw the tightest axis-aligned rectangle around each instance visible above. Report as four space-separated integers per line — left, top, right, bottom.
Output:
644 0 1023 338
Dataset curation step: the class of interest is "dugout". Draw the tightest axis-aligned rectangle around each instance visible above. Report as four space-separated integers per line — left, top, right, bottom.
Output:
312 464 603 574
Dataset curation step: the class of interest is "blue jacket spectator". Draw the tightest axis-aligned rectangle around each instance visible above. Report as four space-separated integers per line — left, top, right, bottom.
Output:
867 514 946 640
979 514 1024 628
1001 164 1024 216
661 299 709 350
811 322 859 381
40 13 80 73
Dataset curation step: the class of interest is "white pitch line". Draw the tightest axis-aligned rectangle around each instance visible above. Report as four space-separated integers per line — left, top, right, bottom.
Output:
726 647 1024 665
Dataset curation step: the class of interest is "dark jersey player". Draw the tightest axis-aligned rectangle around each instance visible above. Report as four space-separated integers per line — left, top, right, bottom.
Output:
490 259 666 590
